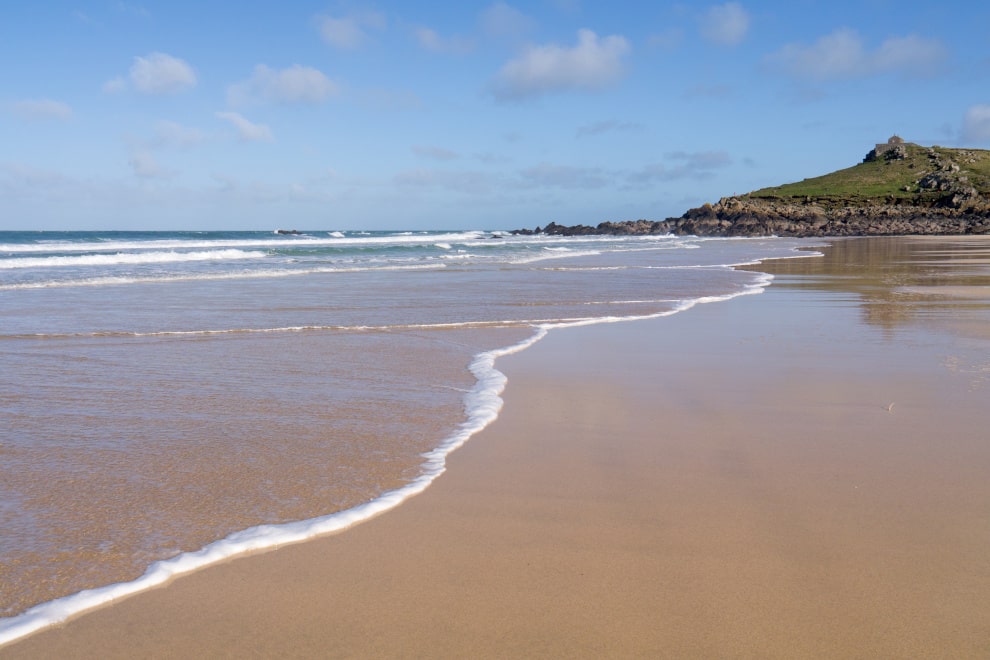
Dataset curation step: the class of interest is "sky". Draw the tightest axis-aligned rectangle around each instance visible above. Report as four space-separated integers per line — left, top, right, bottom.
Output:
2 1 989 231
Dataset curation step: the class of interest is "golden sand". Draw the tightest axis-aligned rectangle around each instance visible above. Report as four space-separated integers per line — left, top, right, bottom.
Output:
5 237 990 658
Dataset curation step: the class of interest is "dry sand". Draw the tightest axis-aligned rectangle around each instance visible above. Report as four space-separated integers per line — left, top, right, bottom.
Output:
5 237 990 658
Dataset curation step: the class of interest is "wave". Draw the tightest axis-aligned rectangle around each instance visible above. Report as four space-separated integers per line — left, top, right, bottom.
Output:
0 263 447 290
0 246 809 649
0 249 266 270
508 249 603 265
0 231 489 254
1 317 601 341
0 324 545 648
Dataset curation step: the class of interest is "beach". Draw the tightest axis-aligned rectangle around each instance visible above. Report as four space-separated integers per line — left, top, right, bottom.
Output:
3 236 990 657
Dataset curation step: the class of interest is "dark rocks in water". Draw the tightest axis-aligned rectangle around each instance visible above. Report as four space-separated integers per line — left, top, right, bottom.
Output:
512 192 990 238
275 229 302 235
512 200 990 238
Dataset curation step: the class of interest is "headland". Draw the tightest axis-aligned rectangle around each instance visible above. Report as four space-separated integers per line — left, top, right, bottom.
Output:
515 138 990 237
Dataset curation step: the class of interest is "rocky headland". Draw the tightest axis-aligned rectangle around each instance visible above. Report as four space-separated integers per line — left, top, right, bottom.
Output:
514 140 990 237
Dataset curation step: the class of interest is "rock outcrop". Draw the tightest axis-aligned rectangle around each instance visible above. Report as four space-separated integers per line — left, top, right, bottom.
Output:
513 143 990 238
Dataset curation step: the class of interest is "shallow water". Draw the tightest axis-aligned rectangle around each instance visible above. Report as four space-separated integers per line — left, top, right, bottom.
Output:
0 230 813 626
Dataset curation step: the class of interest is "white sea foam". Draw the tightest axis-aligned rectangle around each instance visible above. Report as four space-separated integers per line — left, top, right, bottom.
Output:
509 249 603 265
0 249 266 269
0 324 546 648
0 231 487 254
0 246 801 649
0 263 447 290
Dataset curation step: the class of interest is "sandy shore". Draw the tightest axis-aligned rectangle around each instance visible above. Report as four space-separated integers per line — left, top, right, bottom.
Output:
5 237 990 658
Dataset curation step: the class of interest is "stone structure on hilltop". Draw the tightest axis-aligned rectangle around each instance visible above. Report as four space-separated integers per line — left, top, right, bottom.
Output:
865 135 909 162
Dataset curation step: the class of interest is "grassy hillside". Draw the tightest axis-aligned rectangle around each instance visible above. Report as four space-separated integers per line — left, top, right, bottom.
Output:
750 144 990 202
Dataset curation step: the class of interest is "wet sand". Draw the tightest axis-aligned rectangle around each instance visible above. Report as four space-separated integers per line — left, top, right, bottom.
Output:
5 237 990 658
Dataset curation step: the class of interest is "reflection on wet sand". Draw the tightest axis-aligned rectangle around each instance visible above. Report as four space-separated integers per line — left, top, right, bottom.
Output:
742 236 990 336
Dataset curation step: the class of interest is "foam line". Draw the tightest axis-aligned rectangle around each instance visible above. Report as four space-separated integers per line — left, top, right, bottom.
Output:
0 325 546 648
0 249 265 269
0 255 793 649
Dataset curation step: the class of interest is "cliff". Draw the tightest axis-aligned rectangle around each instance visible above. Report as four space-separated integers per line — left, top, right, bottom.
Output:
514 143 990 237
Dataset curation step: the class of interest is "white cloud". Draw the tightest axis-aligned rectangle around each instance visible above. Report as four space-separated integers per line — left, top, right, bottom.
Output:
413 27 474 54
575 120 644 138
766 28 947 80
412 145 460 161
962 105 990 142
228 65 339 106
624 151 732 187
215 112 274 142
152 120 207 148
700 2 750 46
666 150 732 169
481 3 535 39
872 34 948 76
316 12 386 49
491 29 630 101
648 28 684 51
393 169 495 195
102 77 126 94
518 163 610 188
0 163 71 191
8 99 72 121
548 0 581 13
128 52 196 94
128 149 173 179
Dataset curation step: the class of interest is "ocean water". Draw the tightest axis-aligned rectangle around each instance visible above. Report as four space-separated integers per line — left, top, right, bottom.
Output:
0 229 814 643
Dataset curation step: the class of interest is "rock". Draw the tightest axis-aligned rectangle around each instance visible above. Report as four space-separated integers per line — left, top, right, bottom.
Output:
512 141 990 238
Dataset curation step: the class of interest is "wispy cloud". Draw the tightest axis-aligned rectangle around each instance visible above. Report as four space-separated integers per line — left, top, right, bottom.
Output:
765 29 947 80
215 112 274 142
480 2 535 39
0 163 72 193
962 105 990 143
316 12 386 50
413 27 474 54
491 29 630 101
7 98 73 121
700 2 750 46
228 65 339 106
122 52 197 95
412 145 460 161
151 120 207 149
647 28 684 51
625 151 732 187
393 169 495 195
115 2 150 19
518 163 610 189
575 120 644 138
683 84 732 99
128 149 173 179
72 10 99 26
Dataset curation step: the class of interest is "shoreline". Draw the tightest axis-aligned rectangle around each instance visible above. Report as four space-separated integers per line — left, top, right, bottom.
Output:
0 243 783 649
5 236 990 657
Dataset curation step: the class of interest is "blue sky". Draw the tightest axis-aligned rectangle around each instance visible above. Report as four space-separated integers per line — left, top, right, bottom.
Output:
2 1 989 230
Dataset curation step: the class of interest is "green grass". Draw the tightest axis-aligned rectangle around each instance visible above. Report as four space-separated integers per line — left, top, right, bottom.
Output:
749 145 990 201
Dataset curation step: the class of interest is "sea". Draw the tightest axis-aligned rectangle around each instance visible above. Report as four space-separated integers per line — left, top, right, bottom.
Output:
0 229 815 643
